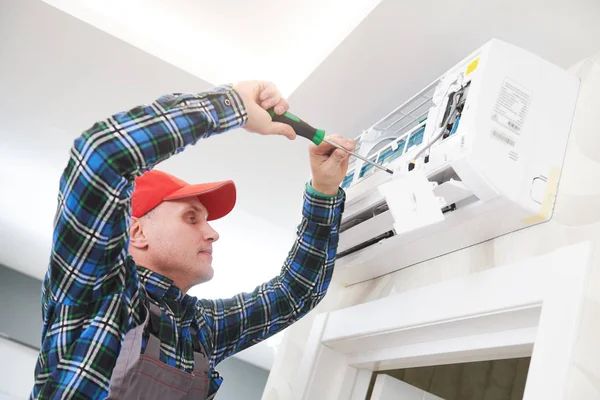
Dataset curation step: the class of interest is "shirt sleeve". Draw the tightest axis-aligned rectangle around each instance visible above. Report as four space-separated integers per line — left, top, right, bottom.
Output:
45 85 247 306
197 183 345 366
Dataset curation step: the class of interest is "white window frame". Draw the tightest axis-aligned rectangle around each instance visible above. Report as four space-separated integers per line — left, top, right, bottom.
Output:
292 241 594 400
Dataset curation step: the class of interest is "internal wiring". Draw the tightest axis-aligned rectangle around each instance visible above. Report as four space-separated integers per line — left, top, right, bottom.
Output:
411 74 465 163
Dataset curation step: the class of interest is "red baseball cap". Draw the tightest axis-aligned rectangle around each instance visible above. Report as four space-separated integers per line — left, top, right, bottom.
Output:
132 170 236 221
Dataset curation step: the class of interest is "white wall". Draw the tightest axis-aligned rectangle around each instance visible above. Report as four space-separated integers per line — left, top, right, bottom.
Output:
0 265 43 348
0 337 38 399
215 357 270 400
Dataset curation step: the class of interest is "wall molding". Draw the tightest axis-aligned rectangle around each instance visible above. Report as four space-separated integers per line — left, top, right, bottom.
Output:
293 241 593 400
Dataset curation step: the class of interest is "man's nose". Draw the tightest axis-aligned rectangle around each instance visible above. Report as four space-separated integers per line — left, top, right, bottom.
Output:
202 222 219 242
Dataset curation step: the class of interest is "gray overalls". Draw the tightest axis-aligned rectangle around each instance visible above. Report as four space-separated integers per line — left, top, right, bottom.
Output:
105 300 211 399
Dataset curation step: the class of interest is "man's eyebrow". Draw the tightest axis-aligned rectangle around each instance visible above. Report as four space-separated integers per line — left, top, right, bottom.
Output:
183 204 208 215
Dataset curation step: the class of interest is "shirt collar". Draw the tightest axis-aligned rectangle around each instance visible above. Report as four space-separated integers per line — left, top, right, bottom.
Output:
136 266 185 302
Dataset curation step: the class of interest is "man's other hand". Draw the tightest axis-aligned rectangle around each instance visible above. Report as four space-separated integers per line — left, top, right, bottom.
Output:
233 81 297 140
309 135 356 196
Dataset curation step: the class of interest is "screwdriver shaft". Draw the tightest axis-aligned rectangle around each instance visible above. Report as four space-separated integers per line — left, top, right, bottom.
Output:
322 138 394 175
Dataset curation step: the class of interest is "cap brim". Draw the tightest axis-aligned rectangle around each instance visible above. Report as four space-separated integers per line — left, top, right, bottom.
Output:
164 180 236 221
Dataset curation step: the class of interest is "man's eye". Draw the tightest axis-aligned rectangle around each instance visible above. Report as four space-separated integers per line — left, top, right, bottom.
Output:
188 215 197 223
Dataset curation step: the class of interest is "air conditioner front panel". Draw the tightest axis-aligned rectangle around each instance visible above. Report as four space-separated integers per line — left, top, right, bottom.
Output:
334 39 579 285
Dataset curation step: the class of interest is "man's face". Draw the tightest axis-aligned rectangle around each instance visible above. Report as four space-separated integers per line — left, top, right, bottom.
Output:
138 196 219 288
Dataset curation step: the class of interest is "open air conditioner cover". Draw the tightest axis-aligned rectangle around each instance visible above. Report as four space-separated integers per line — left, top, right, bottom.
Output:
334 39 580 286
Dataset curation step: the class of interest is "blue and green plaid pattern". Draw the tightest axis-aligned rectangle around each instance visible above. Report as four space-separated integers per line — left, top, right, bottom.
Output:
31 85 345 399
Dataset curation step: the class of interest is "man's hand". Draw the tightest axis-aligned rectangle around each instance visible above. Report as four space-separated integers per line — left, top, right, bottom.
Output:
309 135 356 196
233 81 297 140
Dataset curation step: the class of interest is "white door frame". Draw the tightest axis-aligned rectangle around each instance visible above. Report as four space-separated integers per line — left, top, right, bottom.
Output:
293 241 594 400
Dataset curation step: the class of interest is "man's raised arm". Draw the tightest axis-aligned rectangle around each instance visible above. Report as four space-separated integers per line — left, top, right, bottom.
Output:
46 82 296 307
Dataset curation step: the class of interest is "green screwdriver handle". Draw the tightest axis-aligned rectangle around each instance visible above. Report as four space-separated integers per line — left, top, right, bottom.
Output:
267 109 325 145
268 108 394 174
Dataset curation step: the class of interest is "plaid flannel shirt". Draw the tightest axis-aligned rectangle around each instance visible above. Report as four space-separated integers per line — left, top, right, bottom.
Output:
31 85 345 399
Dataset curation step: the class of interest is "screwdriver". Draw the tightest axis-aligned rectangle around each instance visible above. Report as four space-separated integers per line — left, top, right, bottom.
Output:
268 109 394 175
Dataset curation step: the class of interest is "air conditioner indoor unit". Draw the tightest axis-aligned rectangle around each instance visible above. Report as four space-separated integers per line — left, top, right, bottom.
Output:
334 39 580 286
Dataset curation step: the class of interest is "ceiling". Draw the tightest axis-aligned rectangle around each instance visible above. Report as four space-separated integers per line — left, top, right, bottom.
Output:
1 0 599 370
38 0 383 97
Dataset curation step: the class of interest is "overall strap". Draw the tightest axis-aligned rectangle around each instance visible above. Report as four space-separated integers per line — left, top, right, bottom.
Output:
190 325 210 373
107 293 153 399
141 286 208 373
144 301 163 359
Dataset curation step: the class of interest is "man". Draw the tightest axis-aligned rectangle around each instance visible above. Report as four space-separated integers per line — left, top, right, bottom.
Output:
31 81 354 399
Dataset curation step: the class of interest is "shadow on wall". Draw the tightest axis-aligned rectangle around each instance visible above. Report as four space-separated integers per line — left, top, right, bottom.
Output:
367 357 531 400
215 357 270 400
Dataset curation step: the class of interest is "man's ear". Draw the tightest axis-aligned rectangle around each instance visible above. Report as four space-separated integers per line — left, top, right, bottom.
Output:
129 217 149 250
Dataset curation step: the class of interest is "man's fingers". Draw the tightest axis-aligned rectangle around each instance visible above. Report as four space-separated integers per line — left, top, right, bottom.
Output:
273 98 289 115
341 138 356 152
259 82 277 100
259 82 282 110
330 148 348 164
259 83 291 114
313 135 355 155
266 121 296 140
261 95 282 111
